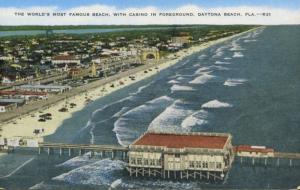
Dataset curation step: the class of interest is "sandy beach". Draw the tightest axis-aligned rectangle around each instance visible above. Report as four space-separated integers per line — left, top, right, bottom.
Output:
0 28 258 142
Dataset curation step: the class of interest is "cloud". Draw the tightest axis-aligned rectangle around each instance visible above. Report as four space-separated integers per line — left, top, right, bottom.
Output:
0 4 299 25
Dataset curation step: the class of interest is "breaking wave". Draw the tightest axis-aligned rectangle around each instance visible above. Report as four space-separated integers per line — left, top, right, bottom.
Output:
215 61 231 65
171 84 195 92
181 110 208 129
224 78 247 86
56 153 98 168
189 73 215 84
129 81 154 96
113 96 174 146
201 100 233 108
168 79 180 84
232 52 244 58
112 107 131 118
148 100 193 132
198 54 207 59
53 159 126 186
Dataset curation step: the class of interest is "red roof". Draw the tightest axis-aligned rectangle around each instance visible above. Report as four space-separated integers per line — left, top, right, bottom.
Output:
235 145 274 153
52 55 77 60
133 132 229 149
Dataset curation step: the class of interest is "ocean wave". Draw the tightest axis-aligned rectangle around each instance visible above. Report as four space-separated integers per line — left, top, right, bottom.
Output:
53 159 126 186
89 122 96 144
29 181 54 190
110 178 122 189
181 110 208 129
232 52 244 58
113 96 174 146
148 100 193 132
211 65 230 70
168 79 180 84
194 67 211 75
230 42 245 51
193 63 201 67
212 51 224 58
244 39 257 43
189 73 215 84
198 54 207 59
129 81 154 96
215 61 231 65
56 153 97 168
112 107 131 118
224 78 247 86
224 57 232 60
171 84 195 92
201 100 233 108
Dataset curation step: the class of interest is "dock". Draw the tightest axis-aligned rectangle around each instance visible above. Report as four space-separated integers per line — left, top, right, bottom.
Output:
1 132 300 181
38 142 128 159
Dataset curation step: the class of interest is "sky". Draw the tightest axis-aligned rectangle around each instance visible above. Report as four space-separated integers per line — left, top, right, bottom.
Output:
1 0 300 10
0 0 299 25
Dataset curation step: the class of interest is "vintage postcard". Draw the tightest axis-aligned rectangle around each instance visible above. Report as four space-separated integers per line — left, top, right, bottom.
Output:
0 0 299 189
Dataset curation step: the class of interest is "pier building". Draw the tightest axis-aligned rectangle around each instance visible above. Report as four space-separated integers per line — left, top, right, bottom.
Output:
127 131 234 180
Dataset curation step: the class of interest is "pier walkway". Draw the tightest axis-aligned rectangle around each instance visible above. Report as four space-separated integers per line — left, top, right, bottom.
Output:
37 142 129 159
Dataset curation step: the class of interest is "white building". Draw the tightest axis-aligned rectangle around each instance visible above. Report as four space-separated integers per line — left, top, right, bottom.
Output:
128 131 234 180
16 84 71 93
51 55 80 65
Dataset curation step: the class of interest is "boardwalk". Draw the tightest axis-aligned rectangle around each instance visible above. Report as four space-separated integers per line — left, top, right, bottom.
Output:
38 142 129 159
274 152 300 159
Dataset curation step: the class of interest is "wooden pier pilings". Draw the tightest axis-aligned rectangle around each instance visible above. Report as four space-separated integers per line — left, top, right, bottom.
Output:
236 151 300 167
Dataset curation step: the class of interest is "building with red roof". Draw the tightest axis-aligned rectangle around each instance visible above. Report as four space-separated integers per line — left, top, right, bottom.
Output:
0 90 48 100
127 131 234 180
51 55 80 66
234 145 274 158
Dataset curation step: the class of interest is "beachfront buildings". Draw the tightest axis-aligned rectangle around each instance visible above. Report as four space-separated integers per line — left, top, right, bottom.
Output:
51 55 80 66
0 90 48 100
127 131 234 180
15 84 71 93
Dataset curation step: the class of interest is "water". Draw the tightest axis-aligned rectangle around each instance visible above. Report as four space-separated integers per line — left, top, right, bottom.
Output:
1 26 300 189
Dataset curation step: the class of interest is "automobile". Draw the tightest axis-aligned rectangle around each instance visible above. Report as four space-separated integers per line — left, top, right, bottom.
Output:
45 117 52 120
58 107 68 112
70 103 77 107
38 118 46 122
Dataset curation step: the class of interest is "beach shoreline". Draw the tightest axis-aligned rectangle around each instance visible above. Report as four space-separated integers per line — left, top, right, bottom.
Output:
0 27 260 142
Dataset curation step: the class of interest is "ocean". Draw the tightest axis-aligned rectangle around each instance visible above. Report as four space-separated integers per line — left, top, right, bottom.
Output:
0 26 300 189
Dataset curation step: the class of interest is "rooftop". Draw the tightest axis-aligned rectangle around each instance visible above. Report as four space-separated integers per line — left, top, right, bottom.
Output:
52 55 77 61
132 132 229 149
235 145 274 153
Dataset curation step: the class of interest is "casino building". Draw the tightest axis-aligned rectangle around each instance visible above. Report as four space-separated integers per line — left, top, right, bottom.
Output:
127 131 234 180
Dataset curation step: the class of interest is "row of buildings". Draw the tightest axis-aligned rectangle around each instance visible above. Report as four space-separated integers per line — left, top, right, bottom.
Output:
0 84 71 112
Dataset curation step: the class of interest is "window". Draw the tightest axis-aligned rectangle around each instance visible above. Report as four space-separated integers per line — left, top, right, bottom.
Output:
144 159 148 165
196 161 201 168
217 162 222 169
150 159 155 166
137 158 142 165
156 159 161 166
131 158 136 165
175 154 180 158
189 161 195 168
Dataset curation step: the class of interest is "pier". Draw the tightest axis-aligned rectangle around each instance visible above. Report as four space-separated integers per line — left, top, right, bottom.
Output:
37 142 128 160
1 132 300 181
